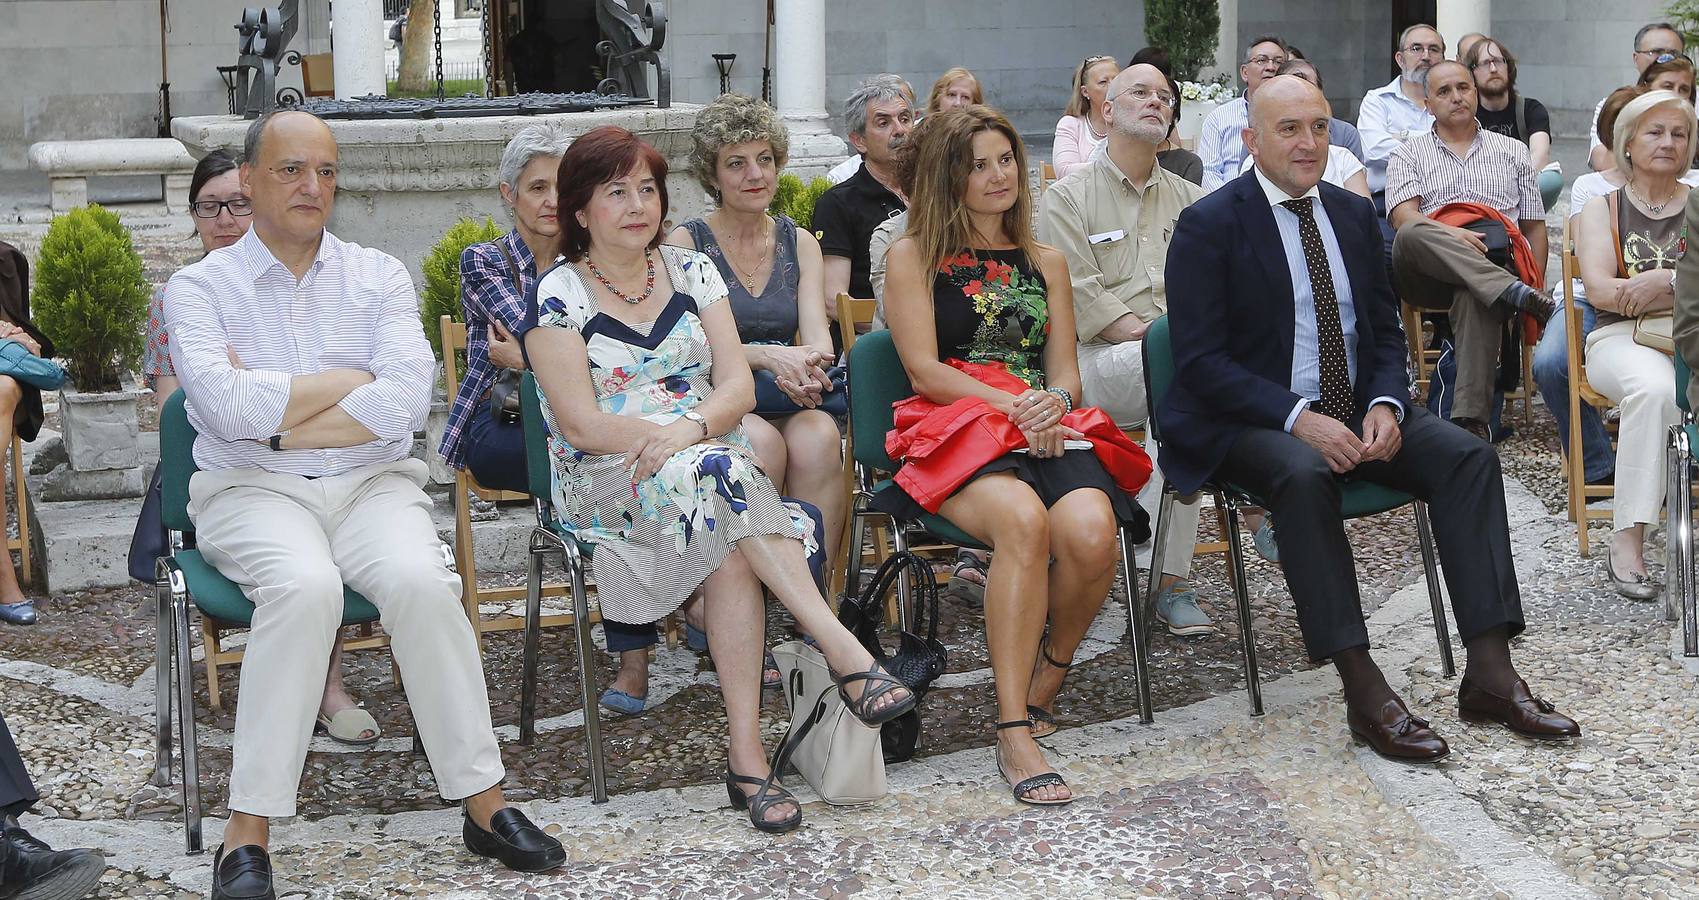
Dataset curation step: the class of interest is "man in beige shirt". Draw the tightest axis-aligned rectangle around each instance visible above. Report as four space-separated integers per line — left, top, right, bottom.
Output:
1041 64 1212 636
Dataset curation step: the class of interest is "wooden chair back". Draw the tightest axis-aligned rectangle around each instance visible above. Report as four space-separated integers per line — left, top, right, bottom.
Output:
832 294 881 602
1561 239 1616 555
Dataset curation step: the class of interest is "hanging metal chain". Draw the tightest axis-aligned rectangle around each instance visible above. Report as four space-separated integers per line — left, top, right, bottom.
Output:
481 0 494 97
433 0 445 100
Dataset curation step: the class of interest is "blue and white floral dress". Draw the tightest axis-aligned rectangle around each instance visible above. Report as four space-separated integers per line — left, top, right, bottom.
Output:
528 244 819 623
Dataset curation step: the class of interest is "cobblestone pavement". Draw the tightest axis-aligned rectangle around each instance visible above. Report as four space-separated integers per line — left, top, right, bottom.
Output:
0 409 1686 898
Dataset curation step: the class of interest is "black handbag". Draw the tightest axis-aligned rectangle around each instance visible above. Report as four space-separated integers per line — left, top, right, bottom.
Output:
837 549 948 762
752 364 848 419
126 464 165 583
487 242 527 425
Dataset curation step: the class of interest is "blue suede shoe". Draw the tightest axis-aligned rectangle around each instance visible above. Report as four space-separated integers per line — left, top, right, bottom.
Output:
1151 582 1215 637
1251 517 1280 563
0 601 36 626
598 688 648 718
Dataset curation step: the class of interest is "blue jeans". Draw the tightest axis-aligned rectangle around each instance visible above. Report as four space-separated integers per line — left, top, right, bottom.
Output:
1533 297 1615 482
463 403 528 494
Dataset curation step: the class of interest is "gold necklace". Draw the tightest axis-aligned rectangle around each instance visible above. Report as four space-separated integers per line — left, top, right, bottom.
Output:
719 217 773 292
1627 180 1678 215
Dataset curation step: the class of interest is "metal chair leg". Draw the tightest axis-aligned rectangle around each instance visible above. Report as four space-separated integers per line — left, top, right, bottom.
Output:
1665 426 1687 624
152 563 175 789
890 522 912 633
1677 430 1698 657
1219 496 1263 716
1412 502 1456 677
519 528 546 745
170 585 204 854
565 540 607 804
844 501 869 603
1119 526 1154 724
1143 486 1175 627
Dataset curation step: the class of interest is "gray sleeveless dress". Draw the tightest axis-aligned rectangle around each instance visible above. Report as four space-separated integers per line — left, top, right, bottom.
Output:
679 215 801 344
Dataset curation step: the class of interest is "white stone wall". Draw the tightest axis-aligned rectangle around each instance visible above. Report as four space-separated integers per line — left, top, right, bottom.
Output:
1491 0 1673 137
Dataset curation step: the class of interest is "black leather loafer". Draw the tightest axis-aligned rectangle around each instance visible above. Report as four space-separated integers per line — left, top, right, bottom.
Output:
463 807 566 873
210 843 275 900
0 822 104 900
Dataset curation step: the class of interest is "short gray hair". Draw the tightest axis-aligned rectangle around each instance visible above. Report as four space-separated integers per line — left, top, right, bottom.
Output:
842 74 912 138
1414 60 1469 95
497 121 574 197
244 109 326 163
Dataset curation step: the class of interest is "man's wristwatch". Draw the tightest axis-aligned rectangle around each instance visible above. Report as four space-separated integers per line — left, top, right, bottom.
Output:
681 411 709 437
268 433 286 451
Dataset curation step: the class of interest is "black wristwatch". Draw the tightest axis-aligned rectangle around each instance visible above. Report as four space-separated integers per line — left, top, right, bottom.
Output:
268 433 285 451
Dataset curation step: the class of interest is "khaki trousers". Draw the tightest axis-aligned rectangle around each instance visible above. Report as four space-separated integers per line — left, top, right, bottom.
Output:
1391 218 1520 422
1078 339 1199 579
188 458 504 818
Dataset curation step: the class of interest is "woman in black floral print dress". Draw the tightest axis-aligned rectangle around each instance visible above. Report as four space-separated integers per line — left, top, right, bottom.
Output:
881 106 1147 807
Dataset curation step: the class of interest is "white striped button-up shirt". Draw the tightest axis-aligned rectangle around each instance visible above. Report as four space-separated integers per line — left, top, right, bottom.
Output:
1385 127 1543 222
163 227 434 476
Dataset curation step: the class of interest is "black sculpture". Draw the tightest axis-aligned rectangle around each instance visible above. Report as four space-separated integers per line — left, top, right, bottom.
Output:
595 0 669 108
231 0 300 119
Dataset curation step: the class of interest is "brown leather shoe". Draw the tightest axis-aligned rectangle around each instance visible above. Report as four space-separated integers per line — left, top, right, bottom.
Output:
1346 696 1450 762
1457 677 1580 740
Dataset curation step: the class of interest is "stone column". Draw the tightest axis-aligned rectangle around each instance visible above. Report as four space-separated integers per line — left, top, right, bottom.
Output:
771 0 848 178
333 0 387 99
1208 0 1240 82
1436 0 1490 56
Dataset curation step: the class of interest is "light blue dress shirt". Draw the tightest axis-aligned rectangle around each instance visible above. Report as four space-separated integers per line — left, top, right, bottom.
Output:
1357 76 1435 195
1250 167 1403 431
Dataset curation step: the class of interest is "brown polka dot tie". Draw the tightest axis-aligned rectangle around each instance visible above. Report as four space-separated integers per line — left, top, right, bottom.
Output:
1280 197 1356 422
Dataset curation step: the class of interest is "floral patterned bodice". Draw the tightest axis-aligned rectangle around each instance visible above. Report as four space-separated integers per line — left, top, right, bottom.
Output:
931 248 1051 386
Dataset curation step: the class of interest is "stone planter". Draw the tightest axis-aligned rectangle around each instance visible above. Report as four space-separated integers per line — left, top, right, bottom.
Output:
422 397 455 485
46 386 146 501
1177 99 1222 144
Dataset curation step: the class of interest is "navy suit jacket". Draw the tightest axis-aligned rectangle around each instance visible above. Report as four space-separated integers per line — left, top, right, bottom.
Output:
1158 172 1409 495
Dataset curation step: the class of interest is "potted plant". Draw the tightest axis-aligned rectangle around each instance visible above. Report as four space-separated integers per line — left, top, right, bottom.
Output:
31 204 150 477
769 173 834 230
1177 75 1238 143
419 216 504 483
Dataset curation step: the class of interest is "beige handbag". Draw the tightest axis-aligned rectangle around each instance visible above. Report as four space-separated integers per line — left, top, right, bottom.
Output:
1634 313 1675 355
770 640 886 806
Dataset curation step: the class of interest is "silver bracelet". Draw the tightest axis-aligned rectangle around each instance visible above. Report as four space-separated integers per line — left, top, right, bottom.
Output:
1046 386 1073 414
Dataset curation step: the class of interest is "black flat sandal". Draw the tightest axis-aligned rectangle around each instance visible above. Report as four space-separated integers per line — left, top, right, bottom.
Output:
725 767 802 834
1027 640 1074 740
994 720 1073 807
835 662 918 727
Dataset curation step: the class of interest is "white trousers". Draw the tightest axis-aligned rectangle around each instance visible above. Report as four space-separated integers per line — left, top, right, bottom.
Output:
1078 339 1199 578
1585 321 1678 532
188 458 504 818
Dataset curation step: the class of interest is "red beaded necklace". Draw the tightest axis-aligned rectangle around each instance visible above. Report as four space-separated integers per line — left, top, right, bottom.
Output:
586 250 656 305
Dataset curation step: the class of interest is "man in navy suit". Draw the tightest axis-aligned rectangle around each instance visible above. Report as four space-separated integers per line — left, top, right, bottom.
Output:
1160 76 1577 760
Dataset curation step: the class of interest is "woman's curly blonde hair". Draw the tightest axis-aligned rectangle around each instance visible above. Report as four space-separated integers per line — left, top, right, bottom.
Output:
689 93 791 196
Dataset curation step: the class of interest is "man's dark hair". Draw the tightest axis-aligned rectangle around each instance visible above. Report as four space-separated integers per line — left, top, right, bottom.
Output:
1635 22 1686 51
1462 37 1519 93
1276 58 1323 91
1286 45 1306 61
1129 46 1172 75
1244 35 1288 60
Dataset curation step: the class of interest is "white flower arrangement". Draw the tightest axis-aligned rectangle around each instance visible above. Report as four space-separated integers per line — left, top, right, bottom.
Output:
1178 76 1238 104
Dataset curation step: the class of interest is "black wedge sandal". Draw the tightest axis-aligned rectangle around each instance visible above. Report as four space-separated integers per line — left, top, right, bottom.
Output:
835 662 918 727
725 767 803 834
1026 639 1074 740
993 720 1073 807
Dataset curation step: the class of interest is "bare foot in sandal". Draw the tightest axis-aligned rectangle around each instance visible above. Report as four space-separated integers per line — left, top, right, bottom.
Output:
994 721 1072 805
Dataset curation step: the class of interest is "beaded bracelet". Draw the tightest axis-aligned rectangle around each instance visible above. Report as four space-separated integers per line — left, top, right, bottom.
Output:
1046 386 1074 414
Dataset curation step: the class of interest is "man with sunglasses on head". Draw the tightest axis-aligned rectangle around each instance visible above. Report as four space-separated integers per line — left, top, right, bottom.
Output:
1589 23 1687 171
164 109 565 900
1197 36 1362 192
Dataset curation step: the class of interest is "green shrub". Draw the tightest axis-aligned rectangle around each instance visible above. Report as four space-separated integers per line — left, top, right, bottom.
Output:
30 205 150 393
1667 0 1699 50
769 173 834 230
421 216 505 360
1146 0 1221 82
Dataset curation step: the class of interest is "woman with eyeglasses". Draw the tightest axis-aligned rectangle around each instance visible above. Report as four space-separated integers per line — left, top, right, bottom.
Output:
1052 55 1120 178
137 150 382 744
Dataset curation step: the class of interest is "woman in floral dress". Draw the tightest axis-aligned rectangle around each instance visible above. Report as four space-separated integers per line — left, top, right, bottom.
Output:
522 126 914 834
882 106 1149 807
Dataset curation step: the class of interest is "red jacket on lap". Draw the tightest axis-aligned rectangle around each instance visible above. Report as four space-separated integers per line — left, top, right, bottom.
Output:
885 359 1153 512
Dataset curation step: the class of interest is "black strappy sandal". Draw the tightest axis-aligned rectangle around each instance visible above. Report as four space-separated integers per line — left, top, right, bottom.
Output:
1027 639 1074 740
725 767 802 834
993 720 1073 807
835 662 918 727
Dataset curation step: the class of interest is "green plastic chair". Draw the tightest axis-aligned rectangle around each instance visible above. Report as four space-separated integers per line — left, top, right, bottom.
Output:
152 389 384 854
842 330 1155 724
1141 316 1456 717
1669 353 1696 654
517 371 608 803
